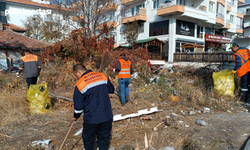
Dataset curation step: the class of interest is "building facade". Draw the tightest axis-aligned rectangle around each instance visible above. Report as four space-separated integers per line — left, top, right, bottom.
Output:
115 0 244 62
235 3 250 49
0 0 76 42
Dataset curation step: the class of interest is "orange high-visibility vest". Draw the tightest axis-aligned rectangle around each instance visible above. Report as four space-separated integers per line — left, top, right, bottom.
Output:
233 49 250 77
76 72 108 94
118 59 131 79
22 54 38 62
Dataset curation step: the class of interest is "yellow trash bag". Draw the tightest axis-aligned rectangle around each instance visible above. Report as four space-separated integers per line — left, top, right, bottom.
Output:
212 69 235 97
27 82 52 115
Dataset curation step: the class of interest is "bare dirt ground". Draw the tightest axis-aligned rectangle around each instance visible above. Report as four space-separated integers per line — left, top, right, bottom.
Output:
1 65 250 150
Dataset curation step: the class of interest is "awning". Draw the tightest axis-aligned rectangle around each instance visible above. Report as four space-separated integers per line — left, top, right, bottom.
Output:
136 38 165 44
176 37 205 44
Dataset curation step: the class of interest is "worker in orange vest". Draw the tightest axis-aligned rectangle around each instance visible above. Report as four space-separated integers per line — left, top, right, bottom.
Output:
230 43 250 104
115 53 133 106
16 49 41 89
72 64 114 149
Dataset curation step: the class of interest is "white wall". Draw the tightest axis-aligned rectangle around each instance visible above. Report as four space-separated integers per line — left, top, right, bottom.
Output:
6 4 48 27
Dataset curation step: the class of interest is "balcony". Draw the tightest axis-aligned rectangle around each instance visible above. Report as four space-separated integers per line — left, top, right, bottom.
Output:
236 28 243 34
238 0 245 4
237 24 243 33
97 4 118 12
216 13 224 26
157 1 207 19
227 6 231 12
237 12 244 19
157 5 184 16
217 0 225 7
121 8 147 24
121 0 145 5
96 22 117 30
237 25 243 29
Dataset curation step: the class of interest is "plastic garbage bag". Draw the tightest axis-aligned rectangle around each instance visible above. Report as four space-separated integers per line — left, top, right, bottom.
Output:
212 69 235 97
27 82 52 115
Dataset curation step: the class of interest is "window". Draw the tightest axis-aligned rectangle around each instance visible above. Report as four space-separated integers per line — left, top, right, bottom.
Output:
209 2 214 12
176 42 181 53
216 3 225 19
0 2 6 11
0 2 6 20
197 26 204 39
149 20 169 36
131 7 134 16
230 15 234 23
153 0 159 9
136 4 145 15
138 22 144 33
120 33 125 41
177 0 185 5
237 17 243 29
231 0 235 7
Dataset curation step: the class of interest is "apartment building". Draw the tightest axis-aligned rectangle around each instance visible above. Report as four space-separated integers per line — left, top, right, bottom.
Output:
0 0 76 41
115 0 244 62
234 3 250 49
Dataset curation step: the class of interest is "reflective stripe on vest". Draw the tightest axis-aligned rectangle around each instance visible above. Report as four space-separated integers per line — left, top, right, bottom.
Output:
118 59 131 78
76 72 108 94
233 49 250 77
22 54 38 62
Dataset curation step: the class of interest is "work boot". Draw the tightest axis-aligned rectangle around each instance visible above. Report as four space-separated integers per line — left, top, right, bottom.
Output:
241 91 248 103
125 97 129 103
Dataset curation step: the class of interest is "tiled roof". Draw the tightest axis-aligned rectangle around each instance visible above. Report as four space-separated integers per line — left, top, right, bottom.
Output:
0 29 51 50
4 0 69 10
3 24 27 32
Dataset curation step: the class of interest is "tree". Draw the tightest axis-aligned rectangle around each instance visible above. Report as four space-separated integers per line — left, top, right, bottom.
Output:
22 14 70 43
22 15 43 39
123 20 140 50
52 0 122 38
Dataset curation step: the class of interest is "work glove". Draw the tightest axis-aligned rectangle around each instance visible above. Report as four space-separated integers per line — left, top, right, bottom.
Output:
231 70 237 74
38 68 41 76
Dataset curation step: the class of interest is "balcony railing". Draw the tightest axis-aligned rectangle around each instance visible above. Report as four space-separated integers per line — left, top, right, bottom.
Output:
238 9 244 14
124 8 146 18
158 1 206 12
216 13 224 20
237 25 243 29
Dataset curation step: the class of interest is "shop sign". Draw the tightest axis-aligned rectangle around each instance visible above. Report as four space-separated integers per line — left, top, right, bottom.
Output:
205 34 230 43
176 20 195 37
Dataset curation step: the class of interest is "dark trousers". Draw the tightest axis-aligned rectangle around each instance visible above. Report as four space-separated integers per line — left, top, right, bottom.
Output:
241 72 250 102
82 119 112 150
26 77 38 89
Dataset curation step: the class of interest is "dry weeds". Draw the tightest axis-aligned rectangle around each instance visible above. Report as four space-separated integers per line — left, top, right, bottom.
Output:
0 62 246 150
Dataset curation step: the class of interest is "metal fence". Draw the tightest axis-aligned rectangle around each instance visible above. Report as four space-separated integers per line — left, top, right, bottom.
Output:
174 52 234 62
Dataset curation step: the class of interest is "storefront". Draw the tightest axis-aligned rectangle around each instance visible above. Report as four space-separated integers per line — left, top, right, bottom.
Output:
205 34 231 51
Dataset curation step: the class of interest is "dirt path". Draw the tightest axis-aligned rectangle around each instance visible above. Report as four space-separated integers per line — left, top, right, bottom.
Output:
1 105 250 150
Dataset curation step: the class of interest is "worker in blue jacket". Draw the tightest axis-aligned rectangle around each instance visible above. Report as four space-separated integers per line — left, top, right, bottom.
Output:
72 64 114 150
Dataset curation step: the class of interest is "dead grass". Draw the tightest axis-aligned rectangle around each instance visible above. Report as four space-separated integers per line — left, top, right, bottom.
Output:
0 63 244 150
